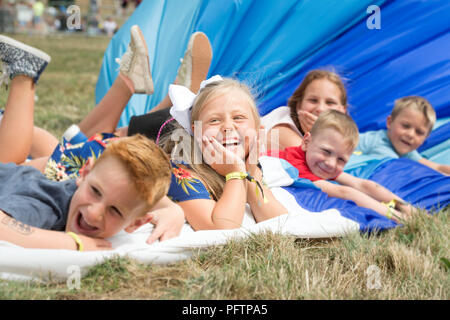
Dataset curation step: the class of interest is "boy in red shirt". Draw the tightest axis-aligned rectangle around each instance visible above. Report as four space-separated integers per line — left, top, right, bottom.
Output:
268 110 412 222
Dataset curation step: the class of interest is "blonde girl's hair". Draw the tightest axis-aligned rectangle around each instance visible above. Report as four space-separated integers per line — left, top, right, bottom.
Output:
95 134 172 212
288 69 348 135
391 96 436 133
310 109 359 151
160 78 259 200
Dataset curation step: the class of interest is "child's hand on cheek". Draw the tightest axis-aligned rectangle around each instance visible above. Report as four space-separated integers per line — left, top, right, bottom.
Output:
201 136 246 176
245 129 264 176
298 110 318 133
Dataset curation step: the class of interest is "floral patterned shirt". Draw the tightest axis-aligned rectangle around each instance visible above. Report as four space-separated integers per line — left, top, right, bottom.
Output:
168 162 213 202
44 133 118 181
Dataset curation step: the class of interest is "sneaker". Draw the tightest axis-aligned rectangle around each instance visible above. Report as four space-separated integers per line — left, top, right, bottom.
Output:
62 124 87 145
116 25 153 94
0 35 51 86
176 32 212 93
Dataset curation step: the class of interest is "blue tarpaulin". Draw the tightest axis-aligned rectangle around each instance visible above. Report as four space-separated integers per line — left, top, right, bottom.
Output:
96 0 449 162
97 0 387 127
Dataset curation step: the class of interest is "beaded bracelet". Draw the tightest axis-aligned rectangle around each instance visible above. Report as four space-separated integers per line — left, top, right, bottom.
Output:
67 232 84 252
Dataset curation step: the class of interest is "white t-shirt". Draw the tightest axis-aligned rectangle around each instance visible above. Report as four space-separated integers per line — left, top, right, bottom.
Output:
261 106 302 137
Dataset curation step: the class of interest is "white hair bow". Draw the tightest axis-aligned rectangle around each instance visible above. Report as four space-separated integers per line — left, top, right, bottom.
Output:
169 75 223 135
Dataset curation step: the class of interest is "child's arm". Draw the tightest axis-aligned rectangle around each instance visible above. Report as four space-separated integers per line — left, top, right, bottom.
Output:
177 179 247 230
313 180 407 222
246 165 288 222
267 124 303 150
335 172 406 204
335 172 413 217
142 196 185 244
177 137 248 230
0 210 112 251
419 158 450 176
246 134 288 221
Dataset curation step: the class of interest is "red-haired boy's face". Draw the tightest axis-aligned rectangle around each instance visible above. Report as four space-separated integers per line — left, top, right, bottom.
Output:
66 157 149 239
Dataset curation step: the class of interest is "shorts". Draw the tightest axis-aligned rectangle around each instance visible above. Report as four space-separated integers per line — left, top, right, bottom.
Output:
127 107 173 142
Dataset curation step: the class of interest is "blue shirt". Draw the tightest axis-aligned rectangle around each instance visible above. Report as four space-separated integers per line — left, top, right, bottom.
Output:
168 162 213 202
356 129 422 160
344 129 421 174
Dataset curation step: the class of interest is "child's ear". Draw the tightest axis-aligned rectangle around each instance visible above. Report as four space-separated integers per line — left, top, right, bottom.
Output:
301 132 311 151
386 115 392 130
124 214 152 233
76 158 94 186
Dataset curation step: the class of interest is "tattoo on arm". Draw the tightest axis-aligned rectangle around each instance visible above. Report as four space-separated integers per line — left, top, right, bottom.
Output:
1 215 35 235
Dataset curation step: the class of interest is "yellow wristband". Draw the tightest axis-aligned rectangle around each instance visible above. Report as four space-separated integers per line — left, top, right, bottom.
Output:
384 199 397 209
385 207 394 219
225 172 248 181
382 200 396 219
225 172 269 205
67 232 84 252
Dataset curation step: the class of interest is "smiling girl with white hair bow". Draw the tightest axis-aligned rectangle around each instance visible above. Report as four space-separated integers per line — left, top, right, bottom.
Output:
159 76 287 230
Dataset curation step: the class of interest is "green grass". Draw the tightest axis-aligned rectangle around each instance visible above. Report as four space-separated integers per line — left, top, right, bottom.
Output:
0 34 448 300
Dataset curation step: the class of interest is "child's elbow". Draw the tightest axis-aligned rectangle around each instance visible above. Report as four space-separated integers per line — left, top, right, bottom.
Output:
359 179 379 193
438 164 450 176
328 185 354 200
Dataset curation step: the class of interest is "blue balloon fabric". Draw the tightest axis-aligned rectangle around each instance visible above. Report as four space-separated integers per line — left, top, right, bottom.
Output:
282 186 398 233
96 0 386 127
365 158 450 211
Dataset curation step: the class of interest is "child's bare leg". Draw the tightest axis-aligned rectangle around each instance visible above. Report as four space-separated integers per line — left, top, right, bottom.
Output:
78 75 133 137
0 35 50 164
22 156 49 172
149 94 173 113
114 126 129 137
29 126 59 159
78 25 153 138
0 76 35 163
148 31 212 114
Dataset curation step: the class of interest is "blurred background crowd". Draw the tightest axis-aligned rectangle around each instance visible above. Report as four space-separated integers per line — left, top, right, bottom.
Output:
0 0 141 36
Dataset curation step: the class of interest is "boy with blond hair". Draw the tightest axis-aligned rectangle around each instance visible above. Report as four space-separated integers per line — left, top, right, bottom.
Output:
269 110 412 222
354 96 450 175
0 134 183 251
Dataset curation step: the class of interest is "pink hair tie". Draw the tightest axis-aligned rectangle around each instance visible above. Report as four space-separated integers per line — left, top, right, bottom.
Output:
155 117 175 144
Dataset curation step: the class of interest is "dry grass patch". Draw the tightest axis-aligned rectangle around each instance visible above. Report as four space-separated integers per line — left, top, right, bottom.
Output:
0 209 448 300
